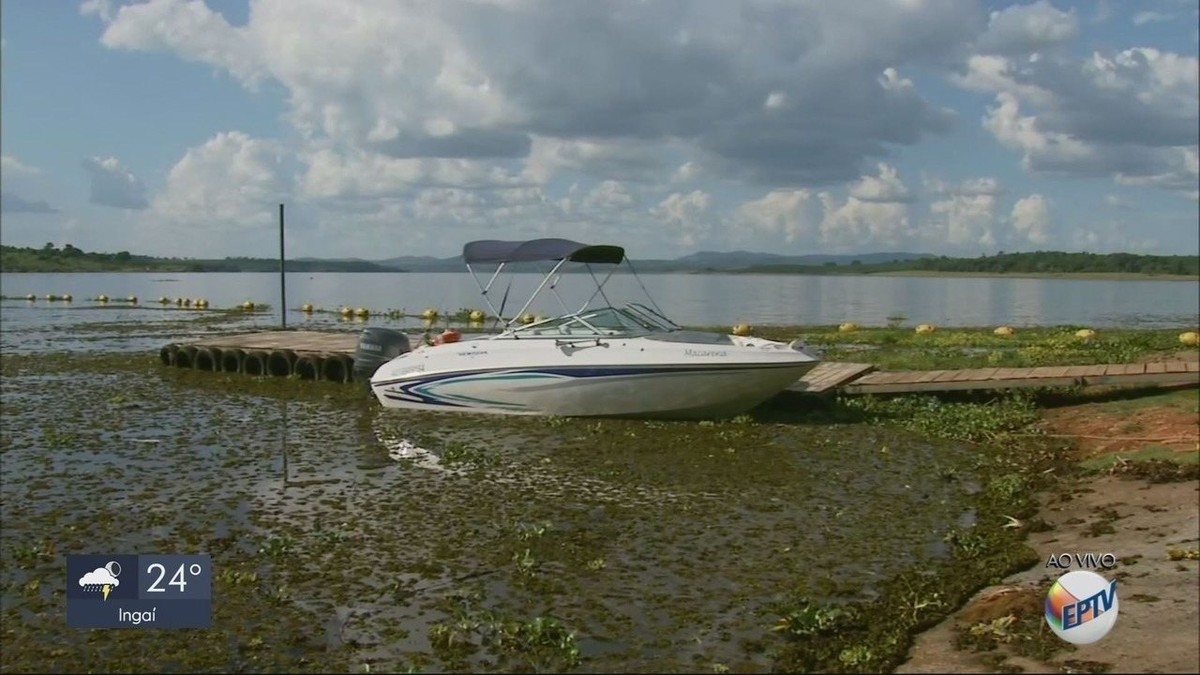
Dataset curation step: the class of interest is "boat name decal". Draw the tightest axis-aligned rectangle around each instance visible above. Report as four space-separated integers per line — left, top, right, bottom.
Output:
456 351 488 357
684 349 728 357
398 364 426 374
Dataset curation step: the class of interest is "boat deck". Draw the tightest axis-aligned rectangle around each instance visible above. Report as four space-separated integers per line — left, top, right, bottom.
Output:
161 330 1200 393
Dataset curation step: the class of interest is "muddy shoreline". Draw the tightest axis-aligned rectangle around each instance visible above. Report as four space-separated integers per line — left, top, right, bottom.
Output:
2 316 1197 672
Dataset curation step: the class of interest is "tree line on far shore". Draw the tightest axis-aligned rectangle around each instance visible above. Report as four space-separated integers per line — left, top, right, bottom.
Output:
0 243 392 273
736 250 1199 276
1 242 1196 276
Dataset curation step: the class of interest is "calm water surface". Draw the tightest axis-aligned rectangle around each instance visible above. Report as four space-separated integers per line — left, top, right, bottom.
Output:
2 272 1197 334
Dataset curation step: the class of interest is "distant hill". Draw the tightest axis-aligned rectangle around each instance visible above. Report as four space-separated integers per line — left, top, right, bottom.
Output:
669 250 932 269
374 250 934 272
0 245 397 273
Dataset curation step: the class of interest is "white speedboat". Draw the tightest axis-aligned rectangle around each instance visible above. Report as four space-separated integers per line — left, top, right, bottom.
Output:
366 238 820 419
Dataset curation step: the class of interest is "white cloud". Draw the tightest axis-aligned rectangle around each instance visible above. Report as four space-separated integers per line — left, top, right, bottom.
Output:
654 191 715 249
920 176 1006 249
96 0 265 88
523 137 667 185
1010 194 1052 244
79 0 113 22
581 180 636 212
301 147 526 200
730 189 818 244
1132 11 1172 26
150 131 286 228
81 156 147 209
848 163 912 202
93 0 974 188
816 164 914 248
962 45 1199 199
2 155 42 176
67 0 1196 257
928 193 998 248
976 1 1078 56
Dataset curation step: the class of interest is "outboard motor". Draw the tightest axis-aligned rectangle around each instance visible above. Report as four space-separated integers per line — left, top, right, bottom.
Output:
354 327 411 389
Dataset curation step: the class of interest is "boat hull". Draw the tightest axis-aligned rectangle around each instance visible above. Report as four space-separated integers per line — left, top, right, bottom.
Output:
371 360 817 419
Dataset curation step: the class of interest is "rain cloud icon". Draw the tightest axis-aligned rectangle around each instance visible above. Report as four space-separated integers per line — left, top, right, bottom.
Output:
79 561 121 601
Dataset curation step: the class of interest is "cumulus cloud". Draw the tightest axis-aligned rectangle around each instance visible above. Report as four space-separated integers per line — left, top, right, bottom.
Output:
816 164 914 248
91 0 975 188
959 45 1199 199
654 191 715 249
975 1 1078 56
920 176 1006 248
731 189 819 244
1010 194 1052 244
150 131 286 229
82 156 147 209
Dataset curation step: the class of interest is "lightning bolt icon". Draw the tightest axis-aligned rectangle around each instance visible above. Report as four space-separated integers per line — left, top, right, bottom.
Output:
101 584 111 601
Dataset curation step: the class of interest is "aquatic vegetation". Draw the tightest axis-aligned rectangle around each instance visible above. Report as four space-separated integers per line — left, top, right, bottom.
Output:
3 318 1183 673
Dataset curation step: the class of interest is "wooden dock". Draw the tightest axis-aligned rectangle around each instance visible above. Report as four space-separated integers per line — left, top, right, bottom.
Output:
160 330 1200 393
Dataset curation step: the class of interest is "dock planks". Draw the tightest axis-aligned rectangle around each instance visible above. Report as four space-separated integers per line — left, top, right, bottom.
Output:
788 362 875 394
843 360 1198 394
166 331 1200 394
188 331 357 355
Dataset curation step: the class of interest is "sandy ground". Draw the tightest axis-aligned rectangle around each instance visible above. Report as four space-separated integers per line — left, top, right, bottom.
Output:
898 383 1200 674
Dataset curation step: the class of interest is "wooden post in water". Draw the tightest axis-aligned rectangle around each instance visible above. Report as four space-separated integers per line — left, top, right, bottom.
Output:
279 203 287 329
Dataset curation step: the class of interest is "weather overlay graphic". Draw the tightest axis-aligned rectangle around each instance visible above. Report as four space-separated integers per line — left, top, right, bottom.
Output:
67 555 212 629
1044 570 1119 645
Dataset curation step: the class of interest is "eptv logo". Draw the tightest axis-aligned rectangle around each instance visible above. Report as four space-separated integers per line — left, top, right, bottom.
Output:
1043 567 1119 645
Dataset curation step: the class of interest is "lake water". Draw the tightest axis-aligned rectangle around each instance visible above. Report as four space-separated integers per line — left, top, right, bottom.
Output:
2 271 1197 332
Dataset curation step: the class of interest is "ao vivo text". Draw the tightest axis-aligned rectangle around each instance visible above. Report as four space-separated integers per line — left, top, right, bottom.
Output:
1044 552 1118 570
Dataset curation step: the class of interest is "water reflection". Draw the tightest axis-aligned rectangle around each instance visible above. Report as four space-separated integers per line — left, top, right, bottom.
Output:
2 271 1196 330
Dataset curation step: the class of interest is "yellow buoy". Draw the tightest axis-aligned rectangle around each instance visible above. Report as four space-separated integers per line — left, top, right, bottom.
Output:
196 299 208 309
1075 328 1096 340
158 296 170 304
1179 331 1199 346
301 303 314 313
126 296 137 304
732 323 752 336
915 324 936 334
421 307 439 320
993 326 1014 337
468 309 485 322
838 322 858 333
25 294 35 301
339 306 352 317
354 307 369 318
62 294 72 302
182 298 192 307
518 313 536 324
97 294 109 303
242 301 255 311
45 294 59 301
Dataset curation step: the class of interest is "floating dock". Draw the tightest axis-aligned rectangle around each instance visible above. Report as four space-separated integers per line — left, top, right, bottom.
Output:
160 331 1200 394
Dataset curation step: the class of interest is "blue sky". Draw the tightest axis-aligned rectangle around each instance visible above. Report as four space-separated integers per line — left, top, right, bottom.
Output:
1 0 1196 259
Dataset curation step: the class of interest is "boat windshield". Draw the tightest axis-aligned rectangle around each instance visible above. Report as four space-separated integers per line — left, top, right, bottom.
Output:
502 305 675 338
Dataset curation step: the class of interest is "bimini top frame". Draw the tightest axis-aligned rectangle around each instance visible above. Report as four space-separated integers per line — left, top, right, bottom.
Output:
461 237 668 332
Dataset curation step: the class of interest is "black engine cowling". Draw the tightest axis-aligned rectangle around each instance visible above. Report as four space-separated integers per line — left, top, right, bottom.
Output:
353 327 411 386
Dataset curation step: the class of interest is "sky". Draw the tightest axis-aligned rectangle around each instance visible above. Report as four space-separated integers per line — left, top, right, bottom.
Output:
0 0 1197 260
